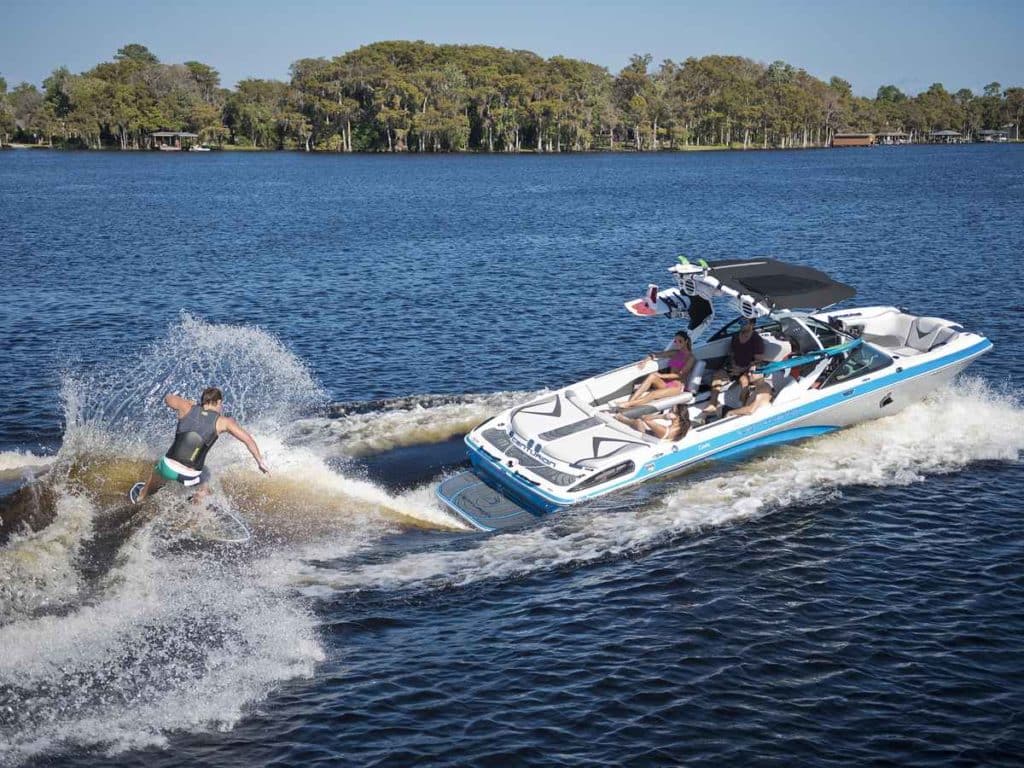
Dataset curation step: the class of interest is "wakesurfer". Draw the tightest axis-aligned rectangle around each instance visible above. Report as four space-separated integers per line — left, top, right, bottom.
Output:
130 387 268 504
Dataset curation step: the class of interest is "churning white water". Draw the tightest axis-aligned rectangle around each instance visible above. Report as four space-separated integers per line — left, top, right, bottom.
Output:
289 377 1024 595
2 313 1020 765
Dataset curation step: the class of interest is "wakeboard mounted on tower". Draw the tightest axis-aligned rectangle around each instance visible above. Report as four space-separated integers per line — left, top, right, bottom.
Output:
626 255 858 336
624 256 730 338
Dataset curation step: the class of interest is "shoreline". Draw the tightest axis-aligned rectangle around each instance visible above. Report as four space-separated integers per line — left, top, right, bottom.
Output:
2 142 1020 155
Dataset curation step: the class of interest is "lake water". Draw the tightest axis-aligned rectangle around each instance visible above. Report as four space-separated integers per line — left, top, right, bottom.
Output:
1 146 1022 766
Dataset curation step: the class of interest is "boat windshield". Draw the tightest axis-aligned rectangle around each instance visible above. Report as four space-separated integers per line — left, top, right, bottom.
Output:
804 317 849 349
821 344 893 387
707 314 852 355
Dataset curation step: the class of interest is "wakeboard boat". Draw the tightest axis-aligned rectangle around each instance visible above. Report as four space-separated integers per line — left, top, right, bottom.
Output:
437 257 992 531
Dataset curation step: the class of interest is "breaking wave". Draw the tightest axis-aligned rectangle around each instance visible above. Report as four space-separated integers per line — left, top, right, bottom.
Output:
0 451 56 481
288 391 537 457
59 312 328 458
0 314 506 764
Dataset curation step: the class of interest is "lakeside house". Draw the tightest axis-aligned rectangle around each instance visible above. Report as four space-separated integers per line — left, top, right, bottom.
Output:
149 131 199 151
977 129 1009 143
831 132 874 147
876 131 910 145
928 130 966 144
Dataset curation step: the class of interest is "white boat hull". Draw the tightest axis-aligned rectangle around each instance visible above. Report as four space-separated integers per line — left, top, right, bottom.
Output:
438 306 992 531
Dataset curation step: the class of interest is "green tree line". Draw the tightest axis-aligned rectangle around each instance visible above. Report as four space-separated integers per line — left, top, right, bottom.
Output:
2 41 1022 150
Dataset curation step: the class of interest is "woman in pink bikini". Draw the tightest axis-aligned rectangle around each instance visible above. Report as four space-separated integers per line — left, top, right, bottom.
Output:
619 331 696 409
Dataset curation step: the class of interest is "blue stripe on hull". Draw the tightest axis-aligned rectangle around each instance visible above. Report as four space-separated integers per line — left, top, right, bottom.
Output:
705 425 838 461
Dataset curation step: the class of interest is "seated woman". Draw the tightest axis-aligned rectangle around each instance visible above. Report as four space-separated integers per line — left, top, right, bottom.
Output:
617 403 690 441
619 331 695 409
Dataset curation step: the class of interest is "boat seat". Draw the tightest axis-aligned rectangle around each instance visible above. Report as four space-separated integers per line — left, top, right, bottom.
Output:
564 388 598 415
544 420 649 467
857 310 916 351
860 312 956 355
648 358 706 393
570 381 598 405
758 336 791 362
864 333 908 349
604 358 706 416
885 317 959 357
510 390 592 436
618 391 695 420
904 317 957 353
685 359 706 391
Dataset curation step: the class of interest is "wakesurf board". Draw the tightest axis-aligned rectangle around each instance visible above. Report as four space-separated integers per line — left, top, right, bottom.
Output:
127 482 251 544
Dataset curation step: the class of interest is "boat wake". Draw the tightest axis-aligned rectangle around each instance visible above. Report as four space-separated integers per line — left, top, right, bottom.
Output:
291 376 1024 596
0 315 511 765
0 451 56 479
1 312 1019 765
287 391 536 458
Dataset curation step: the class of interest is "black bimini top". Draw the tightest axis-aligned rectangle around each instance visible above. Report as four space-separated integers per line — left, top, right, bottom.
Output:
708 258 856 310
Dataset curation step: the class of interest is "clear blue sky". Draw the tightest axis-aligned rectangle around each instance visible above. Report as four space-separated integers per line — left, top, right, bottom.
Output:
2 0 1021 97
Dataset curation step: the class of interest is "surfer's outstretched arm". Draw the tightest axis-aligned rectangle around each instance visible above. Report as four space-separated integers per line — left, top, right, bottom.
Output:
164 393 193 418
222 418 270 474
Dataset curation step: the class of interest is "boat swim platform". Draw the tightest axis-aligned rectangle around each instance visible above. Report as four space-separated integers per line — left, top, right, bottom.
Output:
437 471 543 532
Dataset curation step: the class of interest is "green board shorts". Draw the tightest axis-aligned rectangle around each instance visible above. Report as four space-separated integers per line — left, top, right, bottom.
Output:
156 456 211 487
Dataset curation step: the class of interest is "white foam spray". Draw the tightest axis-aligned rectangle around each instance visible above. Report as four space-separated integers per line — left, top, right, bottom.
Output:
0 451 57 476
0 523 324 763
0 487 96 619
295 377 1024 595
0 315 430 764
287 390 538 457
60 311 328 457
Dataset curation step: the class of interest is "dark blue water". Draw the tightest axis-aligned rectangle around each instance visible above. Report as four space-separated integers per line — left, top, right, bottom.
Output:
1 147 1023 766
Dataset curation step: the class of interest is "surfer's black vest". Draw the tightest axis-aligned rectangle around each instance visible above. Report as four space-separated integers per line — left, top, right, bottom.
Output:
166 405 220 470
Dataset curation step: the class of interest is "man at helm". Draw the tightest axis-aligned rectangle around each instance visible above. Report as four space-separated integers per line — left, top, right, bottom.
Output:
130 386 268 504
